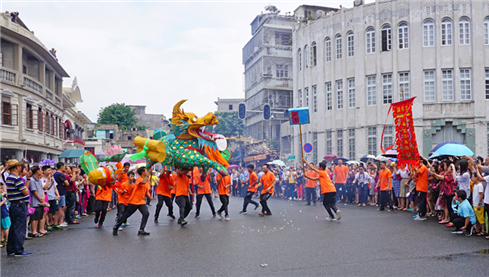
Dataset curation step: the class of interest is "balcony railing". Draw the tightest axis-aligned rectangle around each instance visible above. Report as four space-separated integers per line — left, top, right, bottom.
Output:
65 136 86 146
46 89 53 101
55 97 61 107
23 76 42 95
0 69 16 83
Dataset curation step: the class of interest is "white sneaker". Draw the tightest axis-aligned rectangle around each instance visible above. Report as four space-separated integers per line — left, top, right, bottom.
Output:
336 210 341 221
118 227 123 231
225 216 230 221
60 222 68 227
325 217 335 221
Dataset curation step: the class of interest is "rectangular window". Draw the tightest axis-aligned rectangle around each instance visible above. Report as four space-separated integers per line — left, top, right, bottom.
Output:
485 69 489 100
382 74 393 104
38 108 43 131
2 95 11 125
398 72 410 100
348 129 355 160
367 126 377 156
59 118 63 138
304 46 309 69
398 24 409 49
325 39 331 62
367 76 377 106
459 20 470 45
46 112 50 135
312 85 317 113
276 64 288 78
423 21 434 46
347 33 354 57
485 20 489 45
298 50 302 71
460 69 471 100
424 70 436 102
441 20 452 45
336 80 343 110
336 130 343 158
26 103 33 129
311 44 317 66
326 131 332 154
298 89 302 107
348 78 355 108
312 132 318 164
305 87 309 107
336 36 342 59
442 69 454 101
366 30 376 53
383 126 394 150
381 28 392 51
326 82 332 111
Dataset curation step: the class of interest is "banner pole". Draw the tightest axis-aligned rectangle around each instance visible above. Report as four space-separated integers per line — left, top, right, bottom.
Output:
299 124 305 174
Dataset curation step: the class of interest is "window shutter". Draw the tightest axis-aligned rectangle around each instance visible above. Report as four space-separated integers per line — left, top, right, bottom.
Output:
11 104 18 126
33 108 37 130
381 30 387 51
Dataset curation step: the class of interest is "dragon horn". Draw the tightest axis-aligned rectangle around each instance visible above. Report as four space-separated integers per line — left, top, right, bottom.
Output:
172 100 187 119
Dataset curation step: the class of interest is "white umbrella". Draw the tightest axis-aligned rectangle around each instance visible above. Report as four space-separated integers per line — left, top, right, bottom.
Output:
375 155 390 162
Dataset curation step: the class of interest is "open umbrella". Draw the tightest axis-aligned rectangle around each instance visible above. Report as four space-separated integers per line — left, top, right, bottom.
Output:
375 155 390 162
227 165 239 171
271 160 286 167
58 149 86 158
429 143 474 159
360 155 376 163
430 141 463 154
333 157 349 164
381 149 398 158
324 154 338 162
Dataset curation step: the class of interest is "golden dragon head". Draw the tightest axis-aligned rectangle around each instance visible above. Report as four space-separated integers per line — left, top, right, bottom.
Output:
170 100 220 141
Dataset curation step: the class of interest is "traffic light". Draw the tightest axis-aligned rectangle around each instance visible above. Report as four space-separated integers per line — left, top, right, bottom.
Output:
238 102 246 119
263 104 271 120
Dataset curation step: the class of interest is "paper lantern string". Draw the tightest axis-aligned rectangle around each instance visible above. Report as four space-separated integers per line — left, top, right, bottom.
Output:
130 139 150 161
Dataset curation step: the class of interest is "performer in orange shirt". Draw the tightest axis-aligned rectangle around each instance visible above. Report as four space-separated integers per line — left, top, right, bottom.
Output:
154 169 175 223
303 158 341 221
114 162 130 225
239 165 260 214
115 170 135 230
376 161 393 212
113 167 154 236
305 165 319 206
174 168 193 226
195 168 216 218
258 164 276 216
94 179 114 229
216 172 231 221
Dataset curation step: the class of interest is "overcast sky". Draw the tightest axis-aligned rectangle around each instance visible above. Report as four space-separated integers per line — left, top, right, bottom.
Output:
2 0 371 122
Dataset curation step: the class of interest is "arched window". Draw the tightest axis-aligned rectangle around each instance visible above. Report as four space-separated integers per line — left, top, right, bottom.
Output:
441 18 452 46
311 42 317 66
365 27 375 54
298 49 302 71
347 31 354 57
423 19 434 46
335 34 342 59
398 22 409 49
484 18 489 44
324 37 331 62
304 45 309 68
381 25 391 51
459 17 470 45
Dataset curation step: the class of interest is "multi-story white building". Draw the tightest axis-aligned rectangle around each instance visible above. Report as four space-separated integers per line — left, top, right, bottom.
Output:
0 12 90 163
286 0 489 164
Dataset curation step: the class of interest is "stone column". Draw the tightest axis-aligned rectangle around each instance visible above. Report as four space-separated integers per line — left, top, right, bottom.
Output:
40 152 48 161
15 149 23 161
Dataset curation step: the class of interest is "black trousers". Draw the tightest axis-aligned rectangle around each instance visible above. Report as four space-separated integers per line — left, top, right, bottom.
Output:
335 183 345 201
260 193 272 213
217 195 229 216
117 203 126 222
114 204 149 231
232 180 239 196
155 195 174 220
306 187 316 204
379 191 392 210
65 191 76 223
87 196 96 214
196 193 215 216
95 200 110 225
243 191 259 211
322 192 338 219
176 195 192 222
450 212 473 231
417 191 427 217
6 201 27 255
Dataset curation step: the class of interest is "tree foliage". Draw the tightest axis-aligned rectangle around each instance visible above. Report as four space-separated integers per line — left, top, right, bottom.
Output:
213 112 244 137
97 103 138 131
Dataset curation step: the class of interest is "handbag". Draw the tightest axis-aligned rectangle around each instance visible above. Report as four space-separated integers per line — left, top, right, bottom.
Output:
27 206 36 216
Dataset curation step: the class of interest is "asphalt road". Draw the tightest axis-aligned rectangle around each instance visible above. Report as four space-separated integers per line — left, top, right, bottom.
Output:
2 196 489 276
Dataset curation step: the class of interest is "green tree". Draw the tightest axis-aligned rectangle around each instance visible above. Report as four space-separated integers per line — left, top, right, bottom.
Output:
97 103 138 131
213 112 244 137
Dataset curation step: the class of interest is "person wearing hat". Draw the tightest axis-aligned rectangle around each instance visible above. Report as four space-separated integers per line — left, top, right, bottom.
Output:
5 159 32 256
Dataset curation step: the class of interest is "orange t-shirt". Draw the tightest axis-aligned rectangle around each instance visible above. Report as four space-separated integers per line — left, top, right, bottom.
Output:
319 170 336 194
247 172 258 192
119 181 134 206
416 165 428 193
157 173 172 197
128 177 149 205
217 174 231 196
260 171 275 194
334 165 349 184
95 185 113 201
306 170 319 188
175 174 190 197
199 175 212 194
170 174 176 194
192 167 202 185
379 168 393 191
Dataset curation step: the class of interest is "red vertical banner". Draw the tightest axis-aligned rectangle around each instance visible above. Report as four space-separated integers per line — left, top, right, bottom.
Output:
392 97 420 167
